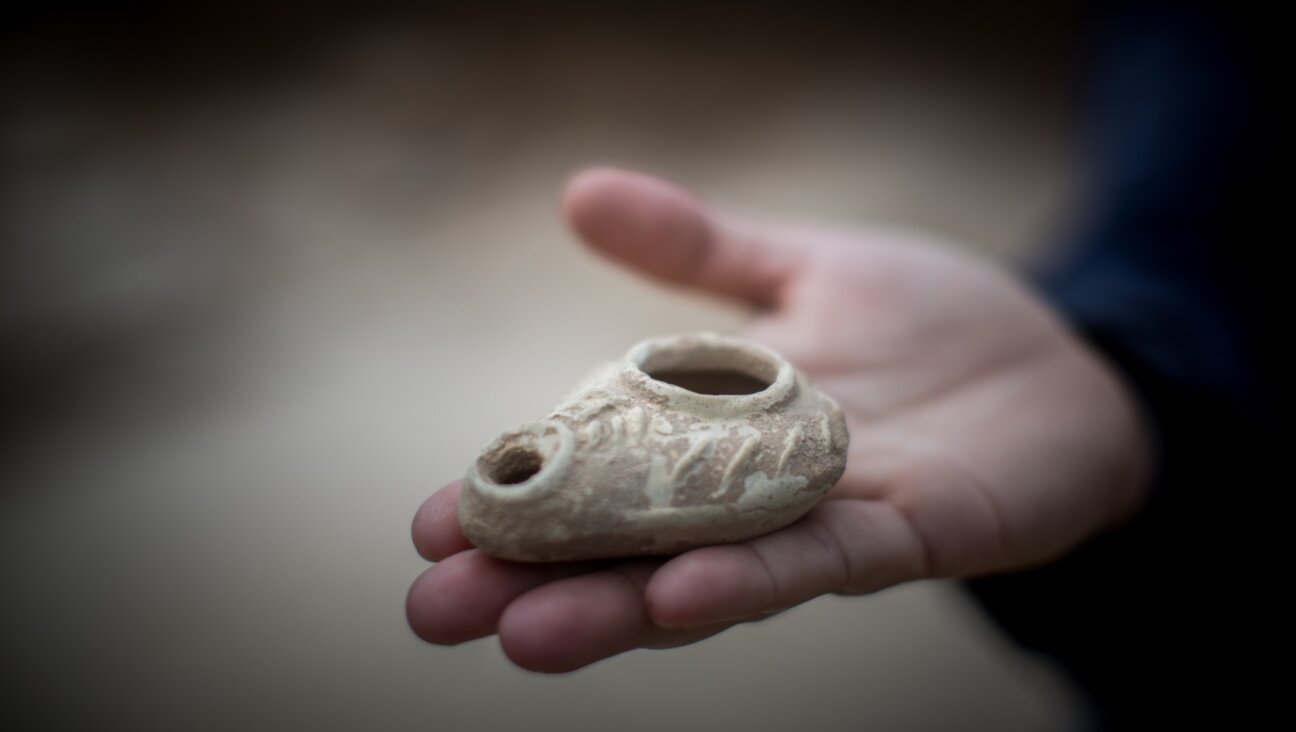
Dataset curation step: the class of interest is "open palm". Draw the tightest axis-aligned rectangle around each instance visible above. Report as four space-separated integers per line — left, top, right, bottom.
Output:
407 168 1150 672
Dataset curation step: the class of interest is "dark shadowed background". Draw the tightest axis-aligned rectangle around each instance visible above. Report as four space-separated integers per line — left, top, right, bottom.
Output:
3 3 1089 729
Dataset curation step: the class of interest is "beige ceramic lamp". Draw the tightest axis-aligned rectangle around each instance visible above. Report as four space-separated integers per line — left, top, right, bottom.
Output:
459 333 849 561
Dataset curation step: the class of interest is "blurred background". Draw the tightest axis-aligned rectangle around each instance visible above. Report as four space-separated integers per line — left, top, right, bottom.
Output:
3 2 1088 729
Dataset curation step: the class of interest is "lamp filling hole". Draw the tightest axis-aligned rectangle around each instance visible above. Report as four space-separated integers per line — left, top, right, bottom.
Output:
645 368 772 396
488 447 544 485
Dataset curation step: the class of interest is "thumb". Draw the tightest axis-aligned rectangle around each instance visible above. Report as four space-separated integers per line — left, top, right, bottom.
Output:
562 167 804 307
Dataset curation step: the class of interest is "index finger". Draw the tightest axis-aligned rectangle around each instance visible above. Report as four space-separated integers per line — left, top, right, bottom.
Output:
412 480 474 561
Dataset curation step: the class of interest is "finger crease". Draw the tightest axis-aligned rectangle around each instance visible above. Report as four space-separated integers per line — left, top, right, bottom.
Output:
742 544 782 610
964 467 1014 568
607 565 651 620
884 501 936 580
805 519 852 592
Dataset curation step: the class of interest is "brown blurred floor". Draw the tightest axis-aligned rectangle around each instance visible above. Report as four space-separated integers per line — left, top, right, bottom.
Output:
2 5 1085 730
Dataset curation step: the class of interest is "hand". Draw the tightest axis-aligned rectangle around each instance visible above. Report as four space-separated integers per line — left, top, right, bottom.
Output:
406 167 1151 672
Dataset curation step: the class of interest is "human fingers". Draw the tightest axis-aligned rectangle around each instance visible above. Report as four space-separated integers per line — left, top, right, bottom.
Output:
496 560 734 673
495 561 660 672
562 166 806 307
405 549 598 645
645 499 930 628
411 481 473 562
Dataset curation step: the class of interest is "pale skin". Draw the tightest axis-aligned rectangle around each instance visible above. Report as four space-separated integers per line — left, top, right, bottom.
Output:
407 167 1152 673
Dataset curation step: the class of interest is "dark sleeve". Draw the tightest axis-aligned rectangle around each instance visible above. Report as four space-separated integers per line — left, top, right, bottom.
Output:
964 5 1274 729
